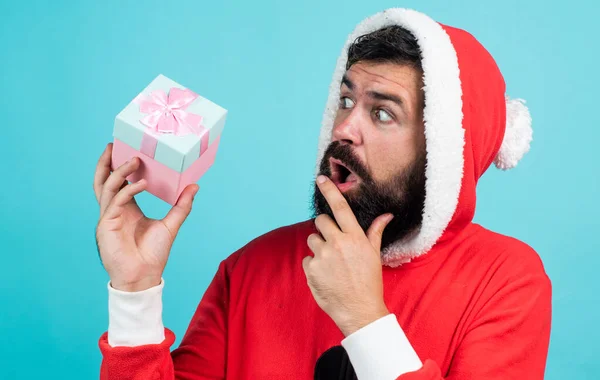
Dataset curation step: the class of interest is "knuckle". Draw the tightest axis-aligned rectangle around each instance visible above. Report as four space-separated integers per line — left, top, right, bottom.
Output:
331 236 346 251
96 216 107 231
109 174 127 189
331 241 343 252
113 166 128 178
304 257 317 273
120 185 137 201
123 182 134 194
116 159 134 174
315 214 328 226
302 256 310 267
104 173 120 188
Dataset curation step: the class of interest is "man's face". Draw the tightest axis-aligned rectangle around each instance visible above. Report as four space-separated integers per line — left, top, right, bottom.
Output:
312 61 427 250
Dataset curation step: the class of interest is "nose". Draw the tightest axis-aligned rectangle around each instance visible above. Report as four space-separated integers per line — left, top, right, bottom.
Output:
332 108 364 146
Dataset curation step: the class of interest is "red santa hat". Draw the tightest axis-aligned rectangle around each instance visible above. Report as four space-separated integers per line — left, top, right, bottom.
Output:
314 8 533 266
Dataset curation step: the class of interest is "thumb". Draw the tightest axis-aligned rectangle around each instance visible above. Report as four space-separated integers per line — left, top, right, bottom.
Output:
162 184 199 236
366 213 394 252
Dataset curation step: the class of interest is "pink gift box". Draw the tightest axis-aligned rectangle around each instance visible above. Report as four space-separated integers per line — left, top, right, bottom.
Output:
110 74 227 205
111 135 222 205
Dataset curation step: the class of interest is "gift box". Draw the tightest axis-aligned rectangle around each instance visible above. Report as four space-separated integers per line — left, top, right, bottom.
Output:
111 74 227 205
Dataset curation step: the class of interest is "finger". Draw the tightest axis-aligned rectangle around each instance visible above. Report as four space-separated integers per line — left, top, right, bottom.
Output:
100 157 141 215
103 179 147 220
162 184 199 238
302 255 312 275
366 213 395 253
316 175 361 233
306 232 326 256
94 143 113 203
314 214 341 241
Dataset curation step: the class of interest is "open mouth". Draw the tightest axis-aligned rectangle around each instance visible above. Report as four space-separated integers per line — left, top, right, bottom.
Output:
328 157 361 192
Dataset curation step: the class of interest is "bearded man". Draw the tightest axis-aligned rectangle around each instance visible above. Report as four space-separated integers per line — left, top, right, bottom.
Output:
95 8 551 380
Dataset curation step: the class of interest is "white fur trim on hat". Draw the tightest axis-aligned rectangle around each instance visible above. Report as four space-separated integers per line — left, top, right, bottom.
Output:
494 97 533 170
315 8 464 266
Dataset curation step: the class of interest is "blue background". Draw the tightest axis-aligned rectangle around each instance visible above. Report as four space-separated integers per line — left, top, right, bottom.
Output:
1 0 596 378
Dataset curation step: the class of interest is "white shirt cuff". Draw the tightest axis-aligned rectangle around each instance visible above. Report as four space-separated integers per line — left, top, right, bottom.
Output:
341 314 422 380
107 278 166 347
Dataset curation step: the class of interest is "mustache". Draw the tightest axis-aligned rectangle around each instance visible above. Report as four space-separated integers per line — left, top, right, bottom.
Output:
319 141 372 183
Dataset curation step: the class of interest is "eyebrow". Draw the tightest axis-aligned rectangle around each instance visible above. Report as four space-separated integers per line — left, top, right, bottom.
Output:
367 91 404 110
341 74 355 91
341 74 406 112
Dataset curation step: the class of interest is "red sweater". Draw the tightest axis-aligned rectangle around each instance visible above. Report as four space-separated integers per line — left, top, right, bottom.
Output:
98 219 551 379
99 8 551 379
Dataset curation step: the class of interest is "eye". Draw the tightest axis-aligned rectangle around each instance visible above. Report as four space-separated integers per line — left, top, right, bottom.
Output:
339 97 355 109
375 109 393 122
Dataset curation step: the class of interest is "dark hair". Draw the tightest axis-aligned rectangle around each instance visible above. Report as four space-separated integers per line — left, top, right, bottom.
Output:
346 25 422 71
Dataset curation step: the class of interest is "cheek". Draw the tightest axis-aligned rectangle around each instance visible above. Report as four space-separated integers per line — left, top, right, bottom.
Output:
366 133 420 182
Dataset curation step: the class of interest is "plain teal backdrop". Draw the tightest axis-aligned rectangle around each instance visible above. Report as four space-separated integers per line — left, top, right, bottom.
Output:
1 0 597 378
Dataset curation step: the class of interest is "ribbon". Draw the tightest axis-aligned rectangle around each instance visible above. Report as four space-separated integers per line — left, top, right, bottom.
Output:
133 87 209 160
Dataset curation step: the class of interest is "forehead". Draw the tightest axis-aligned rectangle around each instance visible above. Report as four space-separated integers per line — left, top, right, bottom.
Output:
342 61 423 104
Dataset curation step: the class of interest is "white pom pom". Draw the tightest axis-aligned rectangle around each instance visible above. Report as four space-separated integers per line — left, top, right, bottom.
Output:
494 97 533 170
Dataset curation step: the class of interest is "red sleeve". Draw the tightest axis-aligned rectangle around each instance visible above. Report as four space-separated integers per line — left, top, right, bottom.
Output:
396 254 552 379
98 252 240 380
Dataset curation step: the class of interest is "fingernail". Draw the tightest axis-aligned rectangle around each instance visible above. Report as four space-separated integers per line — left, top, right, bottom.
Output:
317 175 327 184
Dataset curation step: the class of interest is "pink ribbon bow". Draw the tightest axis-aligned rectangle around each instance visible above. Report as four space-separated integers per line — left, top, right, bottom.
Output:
134 87 204 136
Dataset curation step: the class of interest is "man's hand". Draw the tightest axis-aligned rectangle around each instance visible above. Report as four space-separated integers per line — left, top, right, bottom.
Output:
303 175 394 337
94 143 199 292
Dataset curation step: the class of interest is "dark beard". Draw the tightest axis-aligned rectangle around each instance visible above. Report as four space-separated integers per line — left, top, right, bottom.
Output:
310 141 426 251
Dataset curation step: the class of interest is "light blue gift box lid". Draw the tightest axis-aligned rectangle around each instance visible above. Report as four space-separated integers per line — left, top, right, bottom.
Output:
113 74 227 173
